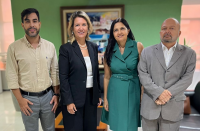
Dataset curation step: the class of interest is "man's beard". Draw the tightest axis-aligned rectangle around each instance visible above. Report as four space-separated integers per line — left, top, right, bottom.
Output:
24 28 40 37
162 33 174 43
163 40 171 43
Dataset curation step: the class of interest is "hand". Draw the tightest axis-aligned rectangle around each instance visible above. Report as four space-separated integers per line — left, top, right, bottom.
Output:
158 90 172 103
98 98 102 106
155 99 166 105
103 99 109 111
50 95 59 113
18 98 33 116
67 103 77 114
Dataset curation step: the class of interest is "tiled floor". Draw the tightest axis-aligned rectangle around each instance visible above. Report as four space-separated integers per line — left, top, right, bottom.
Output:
180 106 200 131
0 91 199 131
0 91 42 131
0 91 141 131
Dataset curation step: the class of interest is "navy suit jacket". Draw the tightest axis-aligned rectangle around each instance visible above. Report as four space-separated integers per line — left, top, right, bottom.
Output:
59 40 101 108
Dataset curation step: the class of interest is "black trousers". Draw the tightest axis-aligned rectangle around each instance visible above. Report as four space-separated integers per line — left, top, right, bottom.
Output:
62 88 97 131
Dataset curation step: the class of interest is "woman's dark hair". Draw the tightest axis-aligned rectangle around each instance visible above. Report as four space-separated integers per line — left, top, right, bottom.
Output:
21 8 40 23
104 18 135 66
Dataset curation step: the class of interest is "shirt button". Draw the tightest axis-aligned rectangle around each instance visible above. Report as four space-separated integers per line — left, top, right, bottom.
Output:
165 81 168 84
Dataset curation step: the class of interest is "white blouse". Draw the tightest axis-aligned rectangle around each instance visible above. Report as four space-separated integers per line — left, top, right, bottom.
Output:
84 56 93 88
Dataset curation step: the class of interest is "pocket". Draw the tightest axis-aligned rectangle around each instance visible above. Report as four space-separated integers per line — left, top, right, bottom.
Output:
175 95 186 101
21 95 36 112
44 90 54 110
22 94 30 100
50 89 54 96
46 57 52 70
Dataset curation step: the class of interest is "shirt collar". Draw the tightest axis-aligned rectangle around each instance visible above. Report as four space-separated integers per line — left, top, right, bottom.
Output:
23 35 42 48
161 42 177 51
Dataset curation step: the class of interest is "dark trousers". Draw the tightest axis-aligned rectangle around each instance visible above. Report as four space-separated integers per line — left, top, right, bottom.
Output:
62 88 97 131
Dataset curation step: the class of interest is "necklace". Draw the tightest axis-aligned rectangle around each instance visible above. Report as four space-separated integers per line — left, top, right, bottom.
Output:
78 43 86 47
78 43 87 50
78 42 87 50
80 47 88 50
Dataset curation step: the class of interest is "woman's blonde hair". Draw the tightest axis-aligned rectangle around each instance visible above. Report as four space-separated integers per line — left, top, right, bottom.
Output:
68 11 93 43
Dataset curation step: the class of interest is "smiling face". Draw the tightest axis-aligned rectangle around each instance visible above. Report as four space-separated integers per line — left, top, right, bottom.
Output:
21 13 41 37
73 17 88 41
113 22 130 44
160 18 181 44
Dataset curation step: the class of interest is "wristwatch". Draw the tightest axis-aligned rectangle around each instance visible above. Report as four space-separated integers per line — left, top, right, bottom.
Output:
54 93 60 97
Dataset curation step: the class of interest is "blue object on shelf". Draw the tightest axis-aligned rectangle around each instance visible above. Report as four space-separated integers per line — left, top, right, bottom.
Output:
89 34 110 41
90 34 103 39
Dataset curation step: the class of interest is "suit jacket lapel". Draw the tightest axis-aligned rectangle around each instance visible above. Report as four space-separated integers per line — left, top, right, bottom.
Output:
72 41 86 68
87 41 95 76
154 43 167 70
113 43 125 63
167 43 183 69
122 39 134 60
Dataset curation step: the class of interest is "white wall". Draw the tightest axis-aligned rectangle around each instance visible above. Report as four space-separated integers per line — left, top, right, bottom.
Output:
0 0 14 91
0 0 14 70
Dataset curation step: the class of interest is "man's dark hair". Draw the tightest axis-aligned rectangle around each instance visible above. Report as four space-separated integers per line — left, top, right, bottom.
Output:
21 8 40 23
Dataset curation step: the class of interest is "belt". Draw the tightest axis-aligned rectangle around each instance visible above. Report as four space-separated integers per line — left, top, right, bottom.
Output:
20 86 52 97
112 74 137 81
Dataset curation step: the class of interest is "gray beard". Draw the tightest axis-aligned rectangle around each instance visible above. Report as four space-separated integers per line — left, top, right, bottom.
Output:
163 40 171 43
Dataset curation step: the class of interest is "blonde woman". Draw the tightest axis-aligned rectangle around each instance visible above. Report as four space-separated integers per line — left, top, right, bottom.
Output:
59 11 102 131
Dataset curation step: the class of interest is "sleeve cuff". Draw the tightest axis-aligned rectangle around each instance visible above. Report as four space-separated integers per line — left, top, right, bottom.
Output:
152 86 165 101
7 83 20 90
52 79 60 86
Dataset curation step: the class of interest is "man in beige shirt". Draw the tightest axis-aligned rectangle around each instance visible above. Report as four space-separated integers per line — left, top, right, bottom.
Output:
6 8 60 131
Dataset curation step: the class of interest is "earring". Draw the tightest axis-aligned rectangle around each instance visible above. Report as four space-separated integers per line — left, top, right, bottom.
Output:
72 32 74 35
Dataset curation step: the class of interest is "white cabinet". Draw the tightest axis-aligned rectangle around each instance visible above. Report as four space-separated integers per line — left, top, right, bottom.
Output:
1 70 8 90
0 71 2 93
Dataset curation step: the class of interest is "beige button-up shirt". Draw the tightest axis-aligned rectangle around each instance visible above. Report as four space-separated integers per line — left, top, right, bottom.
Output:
161 42 177 67
6 36 59 92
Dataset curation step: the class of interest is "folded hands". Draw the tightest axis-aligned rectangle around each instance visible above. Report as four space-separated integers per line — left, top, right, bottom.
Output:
155 90 172 105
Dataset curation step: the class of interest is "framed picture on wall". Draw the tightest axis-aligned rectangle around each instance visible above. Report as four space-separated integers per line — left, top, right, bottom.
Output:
60 5 124 69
